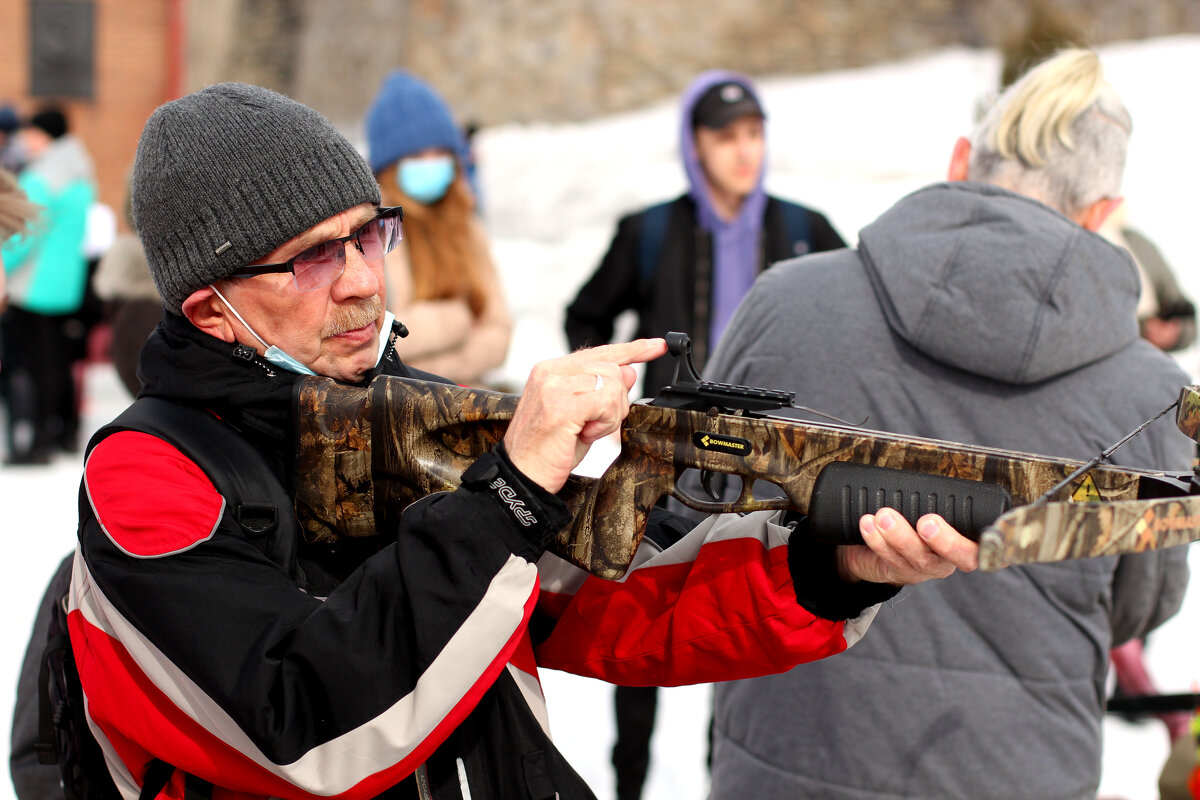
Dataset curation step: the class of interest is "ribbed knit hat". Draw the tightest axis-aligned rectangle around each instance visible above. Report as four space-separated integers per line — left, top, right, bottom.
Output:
364 71 465 174
131 82 381 314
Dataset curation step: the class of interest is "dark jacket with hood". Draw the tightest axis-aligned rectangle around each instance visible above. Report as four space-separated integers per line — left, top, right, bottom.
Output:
69 311 894 800
564 71 845 396
703 182 1193 800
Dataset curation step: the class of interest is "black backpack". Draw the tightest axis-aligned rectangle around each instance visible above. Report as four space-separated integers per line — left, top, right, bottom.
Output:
20 398 299 800
37 554 127 800
35 577 212 800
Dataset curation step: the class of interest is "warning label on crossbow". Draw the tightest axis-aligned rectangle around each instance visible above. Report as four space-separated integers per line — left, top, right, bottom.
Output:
1071 473 1104 503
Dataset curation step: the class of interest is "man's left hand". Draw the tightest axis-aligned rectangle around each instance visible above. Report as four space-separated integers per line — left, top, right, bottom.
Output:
836 507 979 585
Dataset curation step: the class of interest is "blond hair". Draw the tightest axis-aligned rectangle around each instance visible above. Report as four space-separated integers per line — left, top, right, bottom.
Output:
969 49 1130 217
0 169 40 239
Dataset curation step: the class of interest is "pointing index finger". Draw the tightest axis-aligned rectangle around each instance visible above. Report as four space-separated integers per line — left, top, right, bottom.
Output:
570 338 668 368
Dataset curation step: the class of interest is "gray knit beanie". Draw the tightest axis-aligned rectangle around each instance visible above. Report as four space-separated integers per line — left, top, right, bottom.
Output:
131 82 381 314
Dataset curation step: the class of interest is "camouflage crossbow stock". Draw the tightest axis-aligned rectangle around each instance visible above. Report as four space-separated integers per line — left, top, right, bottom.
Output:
294 332 1200 580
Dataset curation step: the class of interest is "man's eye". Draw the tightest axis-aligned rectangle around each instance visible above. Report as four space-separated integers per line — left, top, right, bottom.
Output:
295 240 339 265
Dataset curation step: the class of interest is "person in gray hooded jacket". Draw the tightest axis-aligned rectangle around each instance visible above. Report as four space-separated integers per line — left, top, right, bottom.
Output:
702 49 1193 800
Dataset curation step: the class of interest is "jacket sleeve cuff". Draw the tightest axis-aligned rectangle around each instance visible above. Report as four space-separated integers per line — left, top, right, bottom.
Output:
785 514 901 621
460 442 572 562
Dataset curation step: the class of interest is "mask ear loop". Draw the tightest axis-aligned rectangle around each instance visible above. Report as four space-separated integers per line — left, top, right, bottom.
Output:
209 283 271 352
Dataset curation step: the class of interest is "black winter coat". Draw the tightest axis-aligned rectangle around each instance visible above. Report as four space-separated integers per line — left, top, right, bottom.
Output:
564 193 845 395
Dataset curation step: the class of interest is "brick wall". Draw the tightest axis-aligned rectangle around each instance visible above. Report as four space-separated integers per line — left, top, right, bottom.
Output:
0 0 175 225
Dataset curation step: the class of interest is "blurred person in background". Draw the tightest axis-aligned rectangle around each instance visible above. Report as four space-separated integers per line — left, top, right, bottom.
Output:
564 69 847 800
564 70 846 399
0 105 24 173
702 48 1192 800
365 71 511 387
0 168 40 313
92 175 161 397
1107 212 1196 353
0 107 96 464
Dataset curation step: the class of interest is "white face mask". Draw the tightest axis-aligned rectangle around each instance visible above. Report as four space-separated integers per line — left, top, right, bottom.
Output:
209 284 316 376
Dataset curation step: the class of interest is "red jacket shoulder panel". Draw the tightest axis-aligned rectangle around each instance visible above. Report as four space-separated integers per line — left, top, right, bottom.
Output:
85 431 224 558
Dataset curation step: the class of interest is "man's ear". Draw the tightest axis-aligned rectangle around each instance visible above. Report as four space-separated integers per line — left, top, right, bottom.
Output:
181 285 237 343
1075 196 1123 233
947 136 971 182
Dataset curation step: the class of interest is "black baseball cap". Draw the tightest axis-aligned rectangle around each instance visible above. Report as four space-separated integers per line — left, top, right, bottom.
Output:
692 80 765 130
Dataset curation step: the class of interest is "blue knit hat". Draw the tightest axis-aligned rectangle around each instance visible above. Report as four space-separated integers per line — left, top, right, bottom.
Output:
364 71 466 174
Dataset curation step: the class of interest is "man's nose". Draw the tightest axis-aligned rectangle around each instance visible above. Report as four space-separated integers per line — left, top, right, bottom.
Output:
332 241 381 299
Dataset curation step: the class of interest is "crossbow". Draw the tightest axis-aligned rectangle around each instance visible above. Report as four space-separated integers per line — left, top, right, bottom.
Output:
294 333 1200 579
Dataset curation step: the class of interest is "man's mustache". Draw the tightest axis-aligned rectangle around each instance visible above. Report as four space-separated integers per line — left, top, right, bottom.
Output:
325 295 385 336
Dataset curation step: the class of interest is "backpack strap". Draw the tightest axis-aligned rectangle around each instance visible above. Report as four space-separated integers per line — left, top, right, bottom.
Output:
636 200 676 284
777 199 813 258
90 398 300 570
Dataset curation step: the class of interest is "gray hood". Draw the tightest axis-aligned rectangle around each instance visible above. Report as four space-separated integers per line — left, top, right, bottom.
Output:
858 182 1140 384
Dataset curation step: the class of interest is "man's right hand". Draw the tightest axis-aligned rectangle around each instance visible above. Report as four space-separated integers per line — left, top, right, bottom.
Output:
503 338 667 493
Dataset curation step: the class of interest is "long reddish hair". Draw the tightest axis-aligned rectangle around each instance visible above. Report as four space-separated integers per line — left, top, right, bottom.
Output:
377 165 488 317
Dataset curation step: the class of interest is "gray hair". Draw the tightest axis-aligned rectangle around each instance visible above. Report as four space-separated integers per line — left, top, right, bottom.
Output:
968 49 1131 218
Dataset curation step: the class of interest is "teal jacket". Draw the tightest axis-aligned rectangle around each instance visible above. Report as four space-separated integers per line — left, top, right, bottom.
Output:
3 135 96 314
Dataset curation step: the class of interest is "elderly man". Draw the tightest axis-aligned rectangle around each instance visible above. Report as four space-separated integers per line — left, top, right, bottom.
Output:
703 49 1192 800
65 83 975 800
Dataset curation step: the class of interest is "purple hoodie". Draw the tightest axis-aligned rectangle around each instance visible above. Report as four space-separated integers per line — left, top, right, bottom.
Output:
679 70 768 354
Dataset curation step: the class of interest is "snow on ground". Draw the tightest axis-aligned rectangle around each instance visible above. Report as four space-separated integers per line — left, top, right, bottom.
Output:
3 38 1200 800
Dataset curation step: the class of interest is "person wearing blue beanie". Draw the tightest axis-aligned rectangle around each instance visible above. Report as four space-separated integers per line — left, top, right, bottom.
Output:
363 71 510 386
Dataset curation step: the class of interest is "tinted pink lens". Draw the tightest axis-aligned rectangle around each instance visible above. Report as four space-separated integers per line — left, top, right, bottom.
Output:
356 215 402 261
292 239 346 291
357 220 386 261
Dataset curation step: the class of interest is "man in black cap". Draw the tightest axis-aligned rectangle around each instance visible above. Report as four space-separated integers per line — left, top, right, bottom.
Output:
565 70 846 398
565 70 848 800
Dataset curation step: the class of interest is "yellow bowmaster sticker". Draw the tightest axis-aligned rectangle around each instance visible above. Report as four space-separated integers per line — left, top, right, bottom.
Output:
1071 473 1104 503
693 432 752 456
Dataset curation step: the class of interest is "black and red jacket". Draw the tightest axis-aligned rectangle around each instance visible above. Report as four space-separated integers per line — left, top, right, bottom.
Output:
70 311 892 800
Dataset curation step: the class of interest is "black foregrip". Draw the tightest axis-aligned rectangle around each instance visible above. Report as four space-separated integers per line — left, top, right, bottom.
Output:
808 462 1013 545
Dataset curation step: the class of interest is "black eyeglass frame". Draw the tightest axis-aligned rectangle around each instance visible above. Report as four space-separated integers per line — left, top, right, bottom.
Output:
228 206 404 282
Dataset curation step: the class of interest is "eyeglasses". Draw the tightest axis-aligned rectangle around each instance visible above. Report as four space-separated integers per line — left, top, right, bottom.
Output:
229 206 403 291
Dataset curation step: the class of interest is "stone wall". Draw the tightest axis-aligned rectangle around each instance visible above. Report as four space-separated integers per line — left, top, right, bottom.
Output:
186 0 1200 130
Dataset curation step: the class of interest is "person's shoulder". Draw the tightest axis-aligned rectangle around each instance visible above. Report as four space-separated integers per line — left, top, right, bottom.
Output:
1110 337 1191 384
761 246 860 288
620 194 690 226
767 194 826 218
85 430 223 558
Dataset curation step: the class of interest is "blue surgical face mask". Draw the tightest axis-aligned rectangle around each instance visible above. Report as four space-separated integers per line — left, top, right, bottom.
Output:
208 286 395 378
208 284 316 376
397 155 456 204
